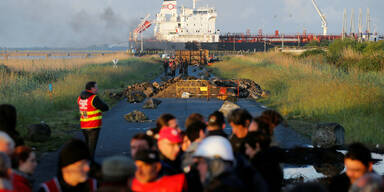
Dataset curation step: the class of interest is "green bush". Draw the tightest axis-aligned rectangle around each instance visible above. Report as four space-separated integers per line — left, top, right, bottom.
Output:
300 49 326 58
327 39 384 72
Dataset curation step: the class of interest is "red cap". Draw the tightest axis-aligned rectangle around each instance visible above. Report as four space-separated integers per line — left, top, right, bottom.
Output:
158 127 182 143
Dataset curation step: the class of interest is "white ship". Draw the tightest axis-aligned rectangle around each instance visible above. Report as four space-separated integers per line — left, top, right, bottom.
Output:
154 0 220 43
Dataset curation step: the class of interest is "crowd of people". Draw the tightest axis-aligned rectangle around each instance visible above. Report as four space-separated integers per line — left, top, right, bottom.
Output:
0 81 384 191
163 57 189 78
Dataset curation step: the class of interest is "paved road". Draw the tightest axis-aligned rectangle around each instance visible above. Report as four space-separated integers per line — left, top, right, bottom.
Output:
33 65 311 189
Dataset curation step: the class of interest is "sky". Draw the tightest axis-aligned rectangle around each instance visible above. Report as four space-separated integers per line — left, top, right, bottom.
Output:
0 0 382 48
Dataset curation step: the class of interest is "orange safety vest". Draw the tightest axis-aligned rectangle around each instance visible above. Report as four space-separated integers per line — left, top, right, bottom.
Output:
41 177 97 192
131 173 187 192
77 94 102 129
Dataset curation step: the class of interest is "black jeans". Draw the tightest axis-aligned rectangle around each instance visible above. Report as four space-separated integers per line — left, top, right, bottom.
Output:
82 128 100 159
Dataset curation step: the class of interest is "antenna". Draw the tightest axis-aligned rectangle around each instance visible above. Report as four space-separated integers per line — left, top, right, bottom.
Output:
366 8 371 34
350 8 355 35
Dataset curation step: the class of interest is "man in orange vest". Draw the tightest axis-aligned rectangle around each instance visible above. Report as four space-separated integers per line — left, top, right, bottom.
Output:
77 81 109 158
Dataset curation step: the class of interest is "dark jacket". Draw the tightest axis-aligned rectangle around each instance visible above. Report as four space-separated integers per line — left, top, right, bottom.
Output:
235 153 268 192
38 174 96 192
80 91 109 112
206 130 228 138
160 153 183 176
329 172 350 192
204 169 246 192
250 147 284 192
230 135 246 155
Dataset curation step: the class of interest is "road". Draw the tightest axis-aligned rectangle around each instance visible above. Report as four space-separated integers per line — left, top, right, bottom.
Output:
33 65 311 190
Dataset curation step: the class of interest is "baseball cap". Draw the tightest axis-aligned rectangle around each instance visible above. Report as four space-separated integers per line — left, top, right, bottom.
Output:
134 150 160 164
158 126 182 143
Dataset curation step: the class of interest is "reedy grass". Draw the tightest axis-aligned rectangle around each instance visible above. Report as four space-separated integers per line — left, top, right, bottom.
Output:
212 52 384 144
0 55 162 151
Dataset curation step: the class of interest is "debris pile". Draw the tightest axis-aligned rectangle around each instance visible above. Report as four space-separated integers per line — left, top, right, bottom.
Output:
124 110 149 122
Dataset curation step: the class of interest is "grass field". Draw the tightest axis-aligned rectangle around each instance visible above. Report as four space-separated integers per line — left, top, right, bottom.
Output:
0 54 162 151
211 52 384 145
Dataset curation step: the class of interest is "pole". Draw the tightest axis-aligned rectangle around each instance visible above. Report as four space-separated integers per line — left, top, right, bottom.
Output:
233 36 236 51
141 33 144 53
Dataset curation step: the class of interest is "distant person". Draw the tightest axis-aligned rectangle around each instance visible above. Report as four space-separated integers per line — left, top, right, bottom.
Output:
193 136 246 192
206 111 228 138
349 173 384 192
184 113 205 130
249 116 271 135
39 139 97 192
163 59 169 76
0 104 24 146
183 121 206 150
228 108 252 154
182 121 206 170
0 132 15 156
130 133 155 158
131 150 188 192
11 146 37 192
78 81 109 158
0 152 13 191
157 127 183 175
244 131 284 192
329 142 377 192
99 155 135 192
146 114 179 140
260 110 284 134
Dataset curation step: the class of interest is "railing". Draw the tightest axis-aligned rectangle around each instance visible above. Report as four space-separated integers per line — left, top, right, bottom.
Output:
175 80 240 101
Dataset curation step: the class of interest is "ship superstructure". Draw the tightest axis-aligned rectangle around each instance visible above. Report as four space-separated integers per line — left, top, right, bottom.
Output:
154 0 220 42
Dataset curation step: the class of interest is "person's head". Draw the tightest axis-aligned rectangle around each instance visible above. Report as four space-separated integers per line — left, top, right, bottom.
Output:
186 121 206 143
102 155 135 183
185 113 205 129
207 111 225 131
11 146 37 175
249 116 272 135
85 81 98 94
0 152 11 179
0 132 15 155
344 142 374 184
193 136 235 184
157 127 182 161
59 139 91 186
130 133 154 158
349 173 384 192
228 109 252 138
244 131 271 159
0 104 17 133
156 113 178 130
260 110 283 129
134 150 162 183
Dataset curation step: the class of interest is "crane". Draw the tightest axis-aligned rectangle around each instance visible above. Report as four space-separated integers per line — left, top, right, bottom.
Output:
133 14 152 52
311 0 328 35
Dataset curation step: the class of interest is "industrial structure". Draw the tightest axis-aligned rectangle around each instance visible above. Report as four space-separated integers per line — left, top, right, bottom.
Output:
153 0 219 42
129 0 381 51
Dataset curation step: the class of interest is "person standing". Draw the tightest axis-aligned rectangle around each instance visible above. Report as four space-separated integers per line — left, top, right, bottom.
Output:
163 59 169 76
78 81 109 158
